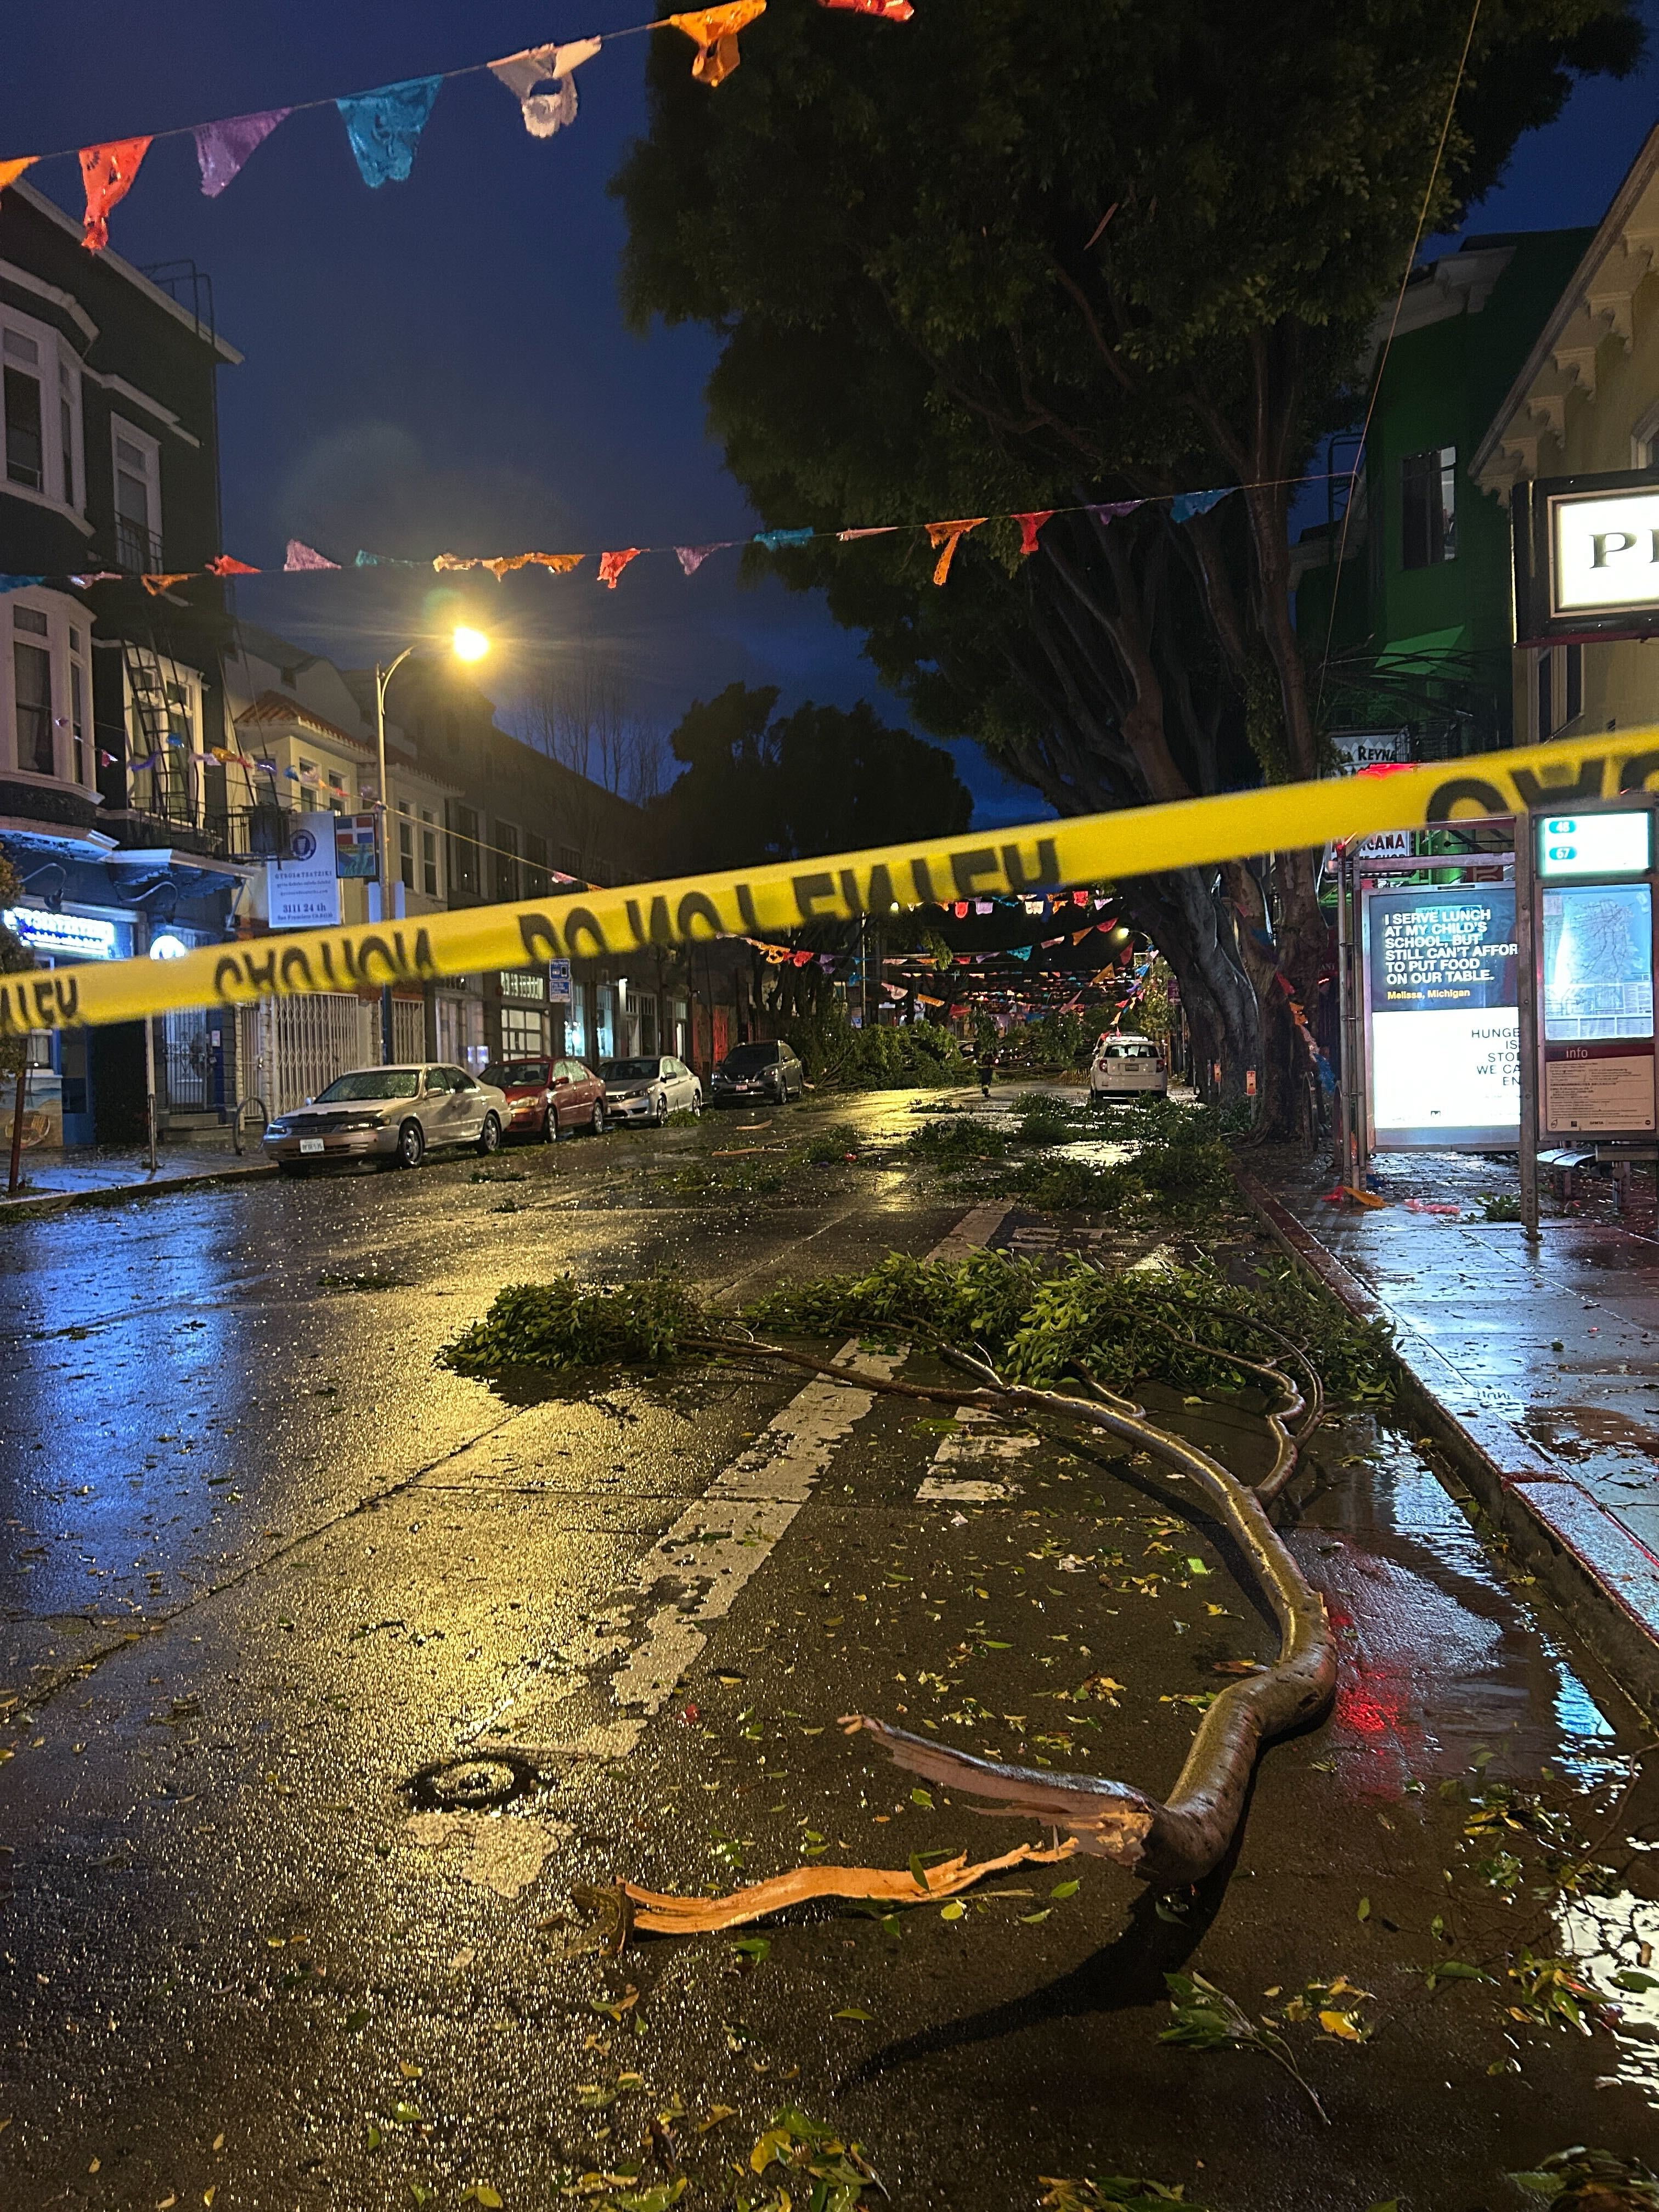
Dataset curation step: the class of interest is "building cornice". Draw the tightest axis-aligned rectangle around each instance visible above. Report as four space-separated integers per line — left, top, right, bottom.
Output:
3 178 244 365
1471 125 1659 498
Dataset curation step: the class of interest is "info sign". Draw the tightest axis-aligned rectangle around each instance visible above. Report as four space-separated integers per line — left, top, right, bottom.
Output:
266 811 343 930
1363 885 1519 1150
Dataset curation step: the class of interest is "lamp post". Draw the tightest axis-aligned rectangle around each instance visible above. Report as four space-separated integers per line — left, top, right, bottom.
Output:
371 626 489 1064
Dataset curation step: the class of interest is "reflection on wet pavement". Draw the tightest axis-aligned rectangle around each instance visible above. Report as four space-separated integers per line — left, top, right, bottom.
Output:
3 1094 1659 2207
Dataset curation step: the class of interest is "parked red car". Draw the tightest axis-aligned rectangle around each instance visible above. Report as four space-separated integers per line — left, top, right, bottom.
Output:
481 1055 608 1142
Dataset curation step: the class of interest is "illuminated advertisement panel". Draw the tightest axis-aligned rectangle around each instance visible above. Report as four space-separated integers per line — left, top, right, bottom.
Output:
1364 886 1519 1150
1542 882 1656 1133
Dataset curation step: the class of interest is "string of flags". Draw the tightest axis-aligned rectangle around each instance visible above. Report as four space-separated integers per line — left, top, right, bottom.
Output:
0 483 1256 603
0 2 912 259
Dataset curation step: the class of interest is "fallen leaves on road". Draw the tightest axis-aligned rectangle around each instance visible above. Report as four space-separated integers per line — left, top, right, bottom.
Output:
1040 2176 1211 2210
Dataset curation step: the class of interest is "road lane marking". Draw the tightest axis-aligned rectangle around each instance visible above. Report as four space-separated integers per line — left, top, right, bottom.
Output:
489 1204 1009 1760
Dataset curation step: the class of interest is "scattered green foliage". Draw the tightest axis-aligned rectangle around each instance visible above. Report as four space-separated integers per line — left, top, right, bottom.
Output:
781 1008 964 1091
1040 2177 1209 2210
906 1094 1242 1222
741 2106 882 2212
438 1274 696 1375
1161 1971 1328 2123
803 1123 861 1164
1482 1193 1523 1223
748 1246 1395 1404
1508 2147 1659 2203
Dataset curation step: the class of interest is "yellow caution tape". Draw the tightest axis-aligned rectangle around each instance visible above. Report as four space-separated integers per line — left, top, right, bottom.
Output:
6 727 1656 1037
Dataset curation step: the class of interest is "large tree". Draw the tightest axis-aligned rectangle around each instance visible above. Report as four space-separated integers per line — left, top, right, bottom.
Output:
615 0 1640 1120
655 682 972 870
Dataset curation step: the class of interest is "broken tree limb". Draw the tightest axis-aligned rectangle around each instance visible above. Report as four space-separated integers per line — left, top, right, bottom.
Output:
621 1839 1077 1936
844 1353 1336 1892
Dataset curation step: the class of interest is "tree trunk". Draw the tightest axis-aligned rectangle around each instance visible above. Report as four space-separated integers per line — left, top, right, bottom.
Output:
1125 868 1257 1104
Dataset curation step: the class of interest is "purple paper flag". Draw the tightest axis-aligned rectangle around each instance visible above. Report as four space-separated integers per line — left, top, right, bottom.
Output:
676 544 726 575
284 539 339 572
194 109 291 199
1084 500 1143 527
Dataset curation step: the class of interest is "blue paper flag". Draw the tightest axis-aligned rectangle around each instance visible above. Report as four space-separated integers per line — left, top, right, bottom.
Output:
337 77 443 189
1170 487 1232 525
0 575 47 594
754 527 816 551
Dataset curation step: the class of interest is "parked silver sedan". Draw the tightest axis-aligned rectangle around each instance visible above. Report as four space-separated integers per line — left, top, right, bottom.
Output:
262 1064 509 1173
599 1053 703 1126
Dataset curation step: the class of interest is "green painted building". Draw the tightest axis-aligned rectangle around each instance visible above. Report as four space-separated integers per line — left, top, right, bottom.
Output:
1296 229 1592 757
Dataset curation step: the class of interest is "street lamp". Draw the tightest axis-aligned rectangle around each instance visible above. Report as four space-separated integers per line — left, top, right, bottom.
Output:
373 626 490 1063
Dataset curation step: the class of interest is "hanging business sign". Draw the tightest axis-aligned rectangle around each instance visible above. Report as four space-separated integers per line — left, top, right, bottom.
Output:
548 958 573 1004
1363 884 1520 1150
267 811 342 930
1514 469 1659 641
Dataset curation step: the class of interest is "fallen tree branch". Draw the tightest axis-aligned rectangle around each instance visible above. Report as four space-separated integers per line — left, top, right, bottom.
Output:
621 1839 1077 1936
843 1352 1336 1892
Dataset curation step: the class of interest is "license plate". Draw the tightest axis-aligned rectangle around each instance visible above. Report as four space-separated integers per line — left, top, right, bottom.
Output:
299 1137 325 1155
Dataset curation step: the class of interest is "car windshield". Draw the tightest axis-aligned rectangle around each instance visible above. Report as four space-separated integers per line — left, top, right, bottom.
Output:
721 1045 777 1070
483 1062 547 1090
602 1058 662 1082
314 1070 421 1102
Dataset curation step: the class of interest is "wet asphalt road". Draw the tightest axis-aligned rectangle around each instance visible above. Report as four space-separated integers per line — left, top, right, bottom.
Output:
3 1093 1659 2212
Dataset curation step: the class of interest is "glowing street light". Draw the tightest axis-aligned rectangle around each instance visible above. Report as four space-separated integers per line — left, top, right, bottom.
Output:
370 625 493 1059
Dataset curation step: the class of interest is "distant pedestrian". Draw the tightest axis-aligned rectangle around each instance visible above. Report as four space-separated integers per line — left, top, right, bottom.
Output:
978 1043 997 1097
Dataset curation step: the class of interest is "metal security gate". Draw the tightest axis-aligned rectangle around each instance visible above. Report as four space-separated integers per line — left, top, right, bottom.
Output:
161 1008 215 1109
236 994 375 1117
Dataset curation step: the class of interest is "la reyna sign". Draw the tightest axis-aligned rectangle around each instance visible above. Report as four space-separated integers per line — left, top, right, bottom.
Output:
1516 470 1659 640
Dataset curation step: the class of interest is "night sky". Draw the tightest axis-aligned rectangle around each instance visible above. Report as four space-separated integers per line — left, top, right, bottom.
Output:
3 4 1656 830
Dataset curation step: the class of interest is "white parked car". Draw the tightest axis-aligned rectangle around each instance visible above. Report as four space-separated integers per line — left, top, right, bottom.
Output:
1088 1034 1168 1099
599 1053 703 1126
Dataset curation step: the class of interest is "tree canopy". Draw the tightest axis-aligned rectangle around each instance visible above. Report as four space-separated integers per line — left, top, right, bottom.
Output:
654 682 972 872
614 0 1640 1113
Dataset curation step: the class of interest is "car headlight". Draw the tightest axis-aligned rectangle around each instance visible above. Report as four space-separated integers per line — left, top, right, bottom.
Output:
341 1113 383 1131
265 1121 289 1138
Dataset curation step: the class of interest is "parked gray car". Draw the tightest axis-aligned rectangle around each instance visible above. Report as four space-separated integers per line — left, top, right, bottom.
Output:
262 1063 509 1173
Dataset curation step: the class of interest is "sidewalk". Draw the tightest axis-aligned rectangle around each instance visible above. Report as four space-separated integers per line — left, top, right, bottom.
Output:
0 1143 273 1218
1242 1146 1659 1717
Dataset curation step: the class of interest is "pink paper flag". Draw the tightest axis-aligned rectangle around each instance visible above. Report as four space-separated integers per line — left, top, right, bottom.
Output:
676 544 725 575
284 540 339 572
193 109 291 198
838 526 896 541
598 548 644 589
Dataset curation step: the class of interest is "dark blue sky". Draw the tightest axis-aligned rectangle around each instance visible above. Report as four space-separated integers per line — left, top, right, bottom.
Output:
3 4 1656 827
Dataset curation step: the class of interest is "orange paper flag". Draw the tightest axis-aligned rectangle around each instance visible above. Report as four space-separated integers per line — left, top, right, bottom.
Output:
0 156 38 194
669 0 766 87
926 516 986 586
485 551 585 579
80 137 153 251
140 573 193 596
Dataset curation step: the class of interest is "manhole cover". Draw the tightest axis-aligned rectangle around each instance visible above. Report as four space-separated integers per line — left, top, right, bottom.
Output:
407 1753 541 1811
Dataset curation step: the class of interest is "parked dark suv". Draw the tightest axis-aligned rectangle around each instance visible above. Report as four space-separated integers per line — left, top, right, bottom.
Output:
710 1039 804 1105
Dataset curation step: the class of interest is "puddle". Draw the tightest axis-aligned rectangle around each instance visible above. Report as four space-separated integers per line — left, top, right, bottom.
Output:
1559 1890 1659 2100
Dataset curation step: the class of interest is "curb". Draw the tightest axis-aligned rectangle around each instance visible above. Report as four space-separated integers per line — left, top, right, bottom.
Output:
1235 1164 1659 1722
0 1158 276 1222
